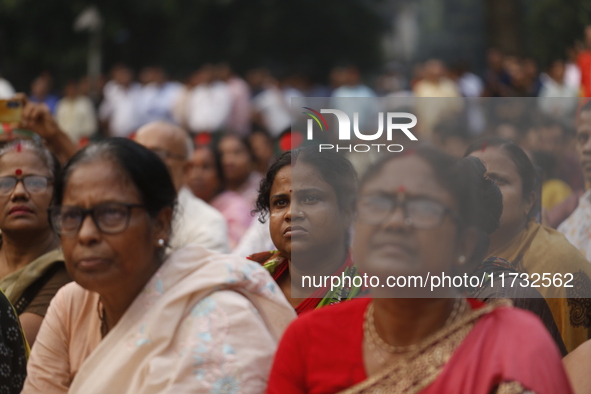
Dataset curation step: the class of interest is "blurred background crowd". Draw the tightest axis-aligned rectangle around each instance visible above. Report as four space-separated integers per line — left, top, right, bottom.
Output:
0 0 589 244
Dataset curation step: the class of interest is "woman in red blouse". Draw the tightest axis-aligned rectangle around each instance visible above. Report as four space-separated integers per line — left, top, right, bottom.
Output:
267 147 572 393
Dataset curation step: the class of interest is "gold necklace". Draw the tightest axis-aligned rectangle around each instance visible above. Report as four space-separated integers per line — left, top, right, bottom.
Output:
364 298 466 358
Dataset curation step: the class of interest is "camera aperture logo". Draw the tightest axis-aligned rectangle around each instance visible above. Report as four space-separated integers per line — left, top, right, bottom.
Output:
303 107 418 153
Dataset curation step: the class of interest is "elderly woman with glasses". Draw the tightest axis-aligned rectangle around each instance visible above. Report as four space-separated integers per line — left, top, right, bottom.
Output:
22 138 295 394
0 140 70 346
267 147 572 394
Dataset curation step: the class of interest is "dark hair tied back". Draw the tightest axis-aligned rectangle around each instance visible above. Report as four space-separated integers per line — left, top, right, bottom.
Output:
54 138 177 218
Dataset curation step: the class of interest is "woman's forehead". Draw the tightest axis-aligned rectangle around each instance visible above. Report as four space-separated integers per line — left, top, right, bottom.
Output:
363 157 437 191
64 161 140 203
291 162 332 191
0 150 49 173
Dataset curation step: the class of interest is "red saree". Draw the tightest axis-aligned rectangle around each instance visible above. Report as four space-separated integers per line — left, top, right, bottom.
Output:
267 298 572 394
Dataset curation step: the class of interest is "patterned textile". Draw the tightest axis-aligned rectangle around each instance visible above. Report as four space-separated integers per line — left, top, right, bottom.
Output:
0 289 28 393
22 244 295 393
558 189 591 262
489 220 591 352
247 250 366 314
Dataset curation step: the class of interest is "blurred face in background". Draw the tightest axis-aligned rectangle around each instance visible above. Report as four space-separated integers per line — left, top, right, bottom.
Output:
31 77 50 98
576 109 591 183
113 66 133 87
548 60 566 83
216 63 232 81
63 81 78 99
469 146 534 249
487 49 504 71
249 132 274 173
139 67 157 85
423 60 445 83
329 67 347 89
538 125 565 157
246 68 268 90
187 147 221 203
585 26 591 48
218 135 253 187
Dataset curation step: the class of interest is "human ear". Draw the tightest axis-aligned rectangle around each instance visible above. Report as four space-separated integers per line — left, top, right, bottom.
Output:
455 227 480 268
523 191 536 218
182 160 192 178
152 206 173 248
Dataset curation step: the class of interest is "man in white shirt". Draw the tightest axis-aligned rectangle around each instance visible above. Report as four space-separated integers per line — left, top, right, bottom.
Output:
56 80 97 143
99 65 142 137
134 121 229 253
217 63 251 136
183 65 232 133
136 66 183 128
539 59 579 118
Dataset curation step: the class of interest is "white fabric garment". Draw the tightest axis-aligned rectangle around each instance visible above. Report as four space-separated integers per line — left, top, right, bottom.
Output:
565 62 581 91
99 81 142 137
232 218 274 258
170 187 230 254
558 189 591 262
136 82 183 127
458 72 484 97
252 87 291 137
225 77 252 136
23 243 296 394
56 96 97 142
538 75 579 118
186 82 232 133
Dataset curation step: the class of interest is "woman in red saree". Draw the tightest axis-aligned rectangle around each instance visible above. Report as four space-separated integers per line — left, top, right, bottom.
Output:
267 147 572 393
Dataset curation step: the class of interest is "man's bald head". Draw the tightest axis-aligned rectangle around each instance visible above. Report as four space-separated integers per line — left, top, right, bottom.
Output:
135 121 194 191
135 121 193 159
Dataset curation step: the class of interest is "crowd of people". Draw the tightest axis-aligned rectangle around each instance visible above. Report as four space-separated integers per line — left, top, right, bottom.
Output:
3 26 591 148
0 25 591 394
0 92 585 393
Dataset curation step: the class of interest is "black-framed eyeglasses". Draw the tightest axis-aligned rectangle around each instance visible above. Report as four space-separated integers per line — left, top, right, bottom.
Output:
356 194 458 229
151 148 186 162
0 175 53 195
48 202 145 237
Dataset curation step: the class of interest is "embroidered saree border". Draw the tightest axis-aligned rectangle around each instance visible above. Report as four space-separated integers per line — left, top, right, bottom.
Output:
339 299 513 394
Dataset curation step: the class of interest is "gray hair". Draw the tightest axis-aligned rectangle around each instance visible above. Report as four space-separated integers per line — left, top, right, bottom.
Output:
0 139 59 178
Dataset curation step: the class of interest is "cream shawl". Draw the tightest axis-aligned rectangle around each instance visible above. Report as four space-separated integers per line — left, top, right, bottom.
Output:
24 244 296 394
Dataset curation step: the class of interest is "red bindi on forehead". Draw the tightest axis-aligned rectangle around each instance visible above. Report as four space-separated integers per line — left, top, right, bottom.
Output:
15 169 22 176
